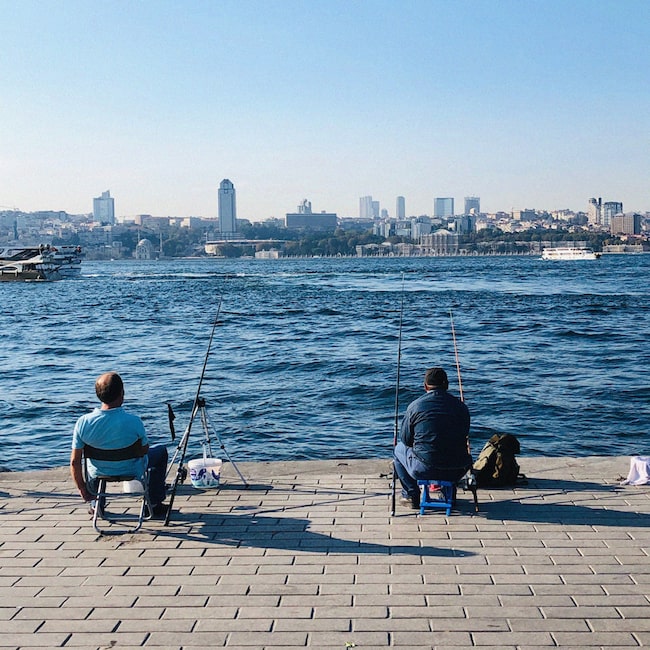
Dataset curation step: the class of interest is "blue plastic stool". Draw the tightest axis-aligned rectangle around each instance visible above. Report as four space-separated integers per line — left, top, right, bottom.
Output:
418 480 456 516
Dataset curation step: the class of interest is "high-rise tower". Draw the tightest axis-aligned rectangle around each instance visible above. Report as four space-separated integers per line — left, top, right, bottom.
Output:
396 196 405 219
602 201 623 229
434 197 454 218
93 190 115 225
588 198 602 226
464 196 480 215
218 179 237 235
359 196 374 220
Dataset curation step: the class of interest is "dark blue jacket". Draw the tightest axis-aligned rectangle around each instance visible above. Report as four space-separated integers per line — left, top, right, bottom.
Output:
399 388 472 472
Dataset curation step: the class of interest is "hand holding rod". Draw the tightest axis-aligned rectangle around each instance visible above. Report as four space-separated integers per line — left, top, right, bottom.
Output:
164 295 224 526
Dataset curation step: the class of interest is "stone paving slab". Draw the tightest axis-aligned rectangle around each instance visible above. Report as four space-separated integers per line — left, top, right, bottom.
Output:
0 455 649 649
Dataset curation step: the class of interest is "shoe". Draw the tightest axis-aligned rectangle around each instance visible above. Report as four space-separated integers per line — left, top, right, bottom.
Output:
150 502 168 519
87 499 104 518
399 496 420 509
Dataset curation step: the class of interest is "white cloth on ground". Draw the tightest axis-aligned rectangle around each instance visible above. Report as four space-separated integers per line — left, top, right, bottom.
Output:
620 456 650 485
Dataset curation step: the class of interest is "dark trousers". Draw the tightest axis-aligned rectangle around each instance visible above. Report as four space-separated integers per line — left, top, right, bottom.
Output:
147 445 168 505
394 441 469 499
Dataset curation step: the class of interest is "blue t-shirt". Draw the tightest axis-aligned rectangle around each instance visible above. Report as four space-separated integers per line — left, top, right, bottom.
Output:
72 407 149 478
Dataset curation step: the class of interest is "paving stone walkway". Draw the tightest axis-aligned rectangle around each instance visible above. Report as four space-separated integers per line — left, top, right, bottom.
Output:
1 456 649 649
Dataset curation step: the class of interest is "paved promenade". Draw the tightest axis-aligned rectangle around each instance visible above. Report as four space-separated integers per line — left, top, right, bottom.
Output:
1 456 649 649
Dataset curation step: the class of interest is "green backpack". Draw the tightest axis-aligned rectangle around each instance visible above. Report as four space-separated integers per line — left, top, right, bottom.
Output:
473 434 523 487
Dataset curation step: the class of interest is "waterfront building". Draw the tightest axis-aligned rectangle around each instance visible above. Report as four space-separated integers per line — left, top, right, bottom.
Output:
434 197 454 218
93 190 115 225
135 238 154 260
464 196 480 215
420 228 459 255
255 249 281 259
218 179 237 236
396 196 405 220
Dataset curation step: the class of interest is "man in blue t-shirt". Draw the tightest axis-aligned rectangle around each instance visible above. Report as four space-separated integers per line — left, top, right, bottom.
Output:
70 372 168 516
394 367 472 509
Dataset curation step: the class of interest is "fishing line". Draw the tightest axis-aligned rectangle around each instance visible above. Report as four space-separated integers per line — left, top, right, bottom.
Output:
390 272 405 516
449 309 464 402
449 309 479 511
164 293 224 526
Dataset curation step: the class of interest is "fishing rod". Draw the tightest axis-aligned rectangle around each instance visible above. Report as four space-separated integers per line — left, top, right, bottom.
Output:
390 273 405 516
164 296 223 526
449 310 464 402
449 309 479 512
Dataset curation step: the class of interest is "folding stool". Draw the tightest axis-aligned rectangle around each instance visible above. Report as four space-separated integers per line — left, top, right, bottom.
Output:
84 441 153 535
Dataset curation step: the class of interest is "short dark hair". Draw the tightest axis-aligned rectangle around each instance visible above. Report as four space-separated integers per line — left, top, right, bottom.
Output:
95 372 124 404
425 367 448 389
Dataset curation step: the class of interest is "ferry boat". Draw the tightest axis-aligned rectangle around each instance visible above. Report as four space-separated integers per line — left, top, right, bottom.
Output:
0 245 84 281
541 247 601 261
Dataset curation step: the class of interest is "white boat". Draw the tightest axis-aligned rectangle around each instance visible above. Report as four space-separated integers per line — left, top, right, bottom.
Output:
0 245 84 281
541 247 601 261
47 245 85 277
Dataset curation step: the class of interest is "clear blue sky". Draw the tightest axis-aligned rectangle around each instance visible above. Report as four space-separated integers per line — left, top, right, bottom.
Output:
1 0 648 220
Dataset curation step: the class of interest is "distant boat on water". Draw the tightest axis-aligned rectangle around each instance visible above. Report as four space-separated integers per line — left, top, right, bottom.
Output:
0 244 84 281
541 246 601 261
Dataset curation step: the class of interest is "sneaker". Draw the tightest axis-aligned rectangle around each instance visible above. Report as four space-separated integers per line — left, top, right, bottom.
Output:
87 499 104 518
399 496 420 509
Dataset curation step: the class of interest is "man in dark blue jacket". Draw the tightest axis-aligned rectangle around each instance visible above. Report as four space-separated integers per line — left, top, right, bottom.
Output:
394 367 472 508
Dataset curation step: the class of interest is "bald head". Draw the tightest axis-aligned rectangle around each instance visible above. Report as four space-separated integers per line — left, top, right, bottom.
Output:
95 372 124 406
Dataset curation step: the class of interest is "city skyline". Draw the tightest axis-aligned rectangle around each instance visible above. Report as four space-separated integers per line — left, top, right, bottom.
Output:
2 1 649 220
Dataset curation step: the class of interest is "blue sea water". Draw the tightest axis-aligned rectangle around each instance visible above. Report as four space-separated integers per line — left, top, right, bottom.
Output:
1 254 649 473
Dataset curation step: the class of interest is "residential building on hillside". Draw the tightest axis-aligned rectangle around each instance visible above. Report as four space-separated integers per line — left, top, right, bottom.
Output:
611 213 641 236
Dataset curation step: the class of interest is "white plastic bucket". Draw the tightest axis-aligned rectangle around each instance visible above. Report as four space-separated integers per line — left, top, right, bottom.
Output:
122 480 144 493
188 457 222 488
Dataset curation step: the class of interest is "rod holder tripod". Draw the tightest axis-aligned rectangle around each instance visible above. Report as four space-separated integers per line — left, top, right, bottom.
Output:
197 398 248 487
164 395 248 525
